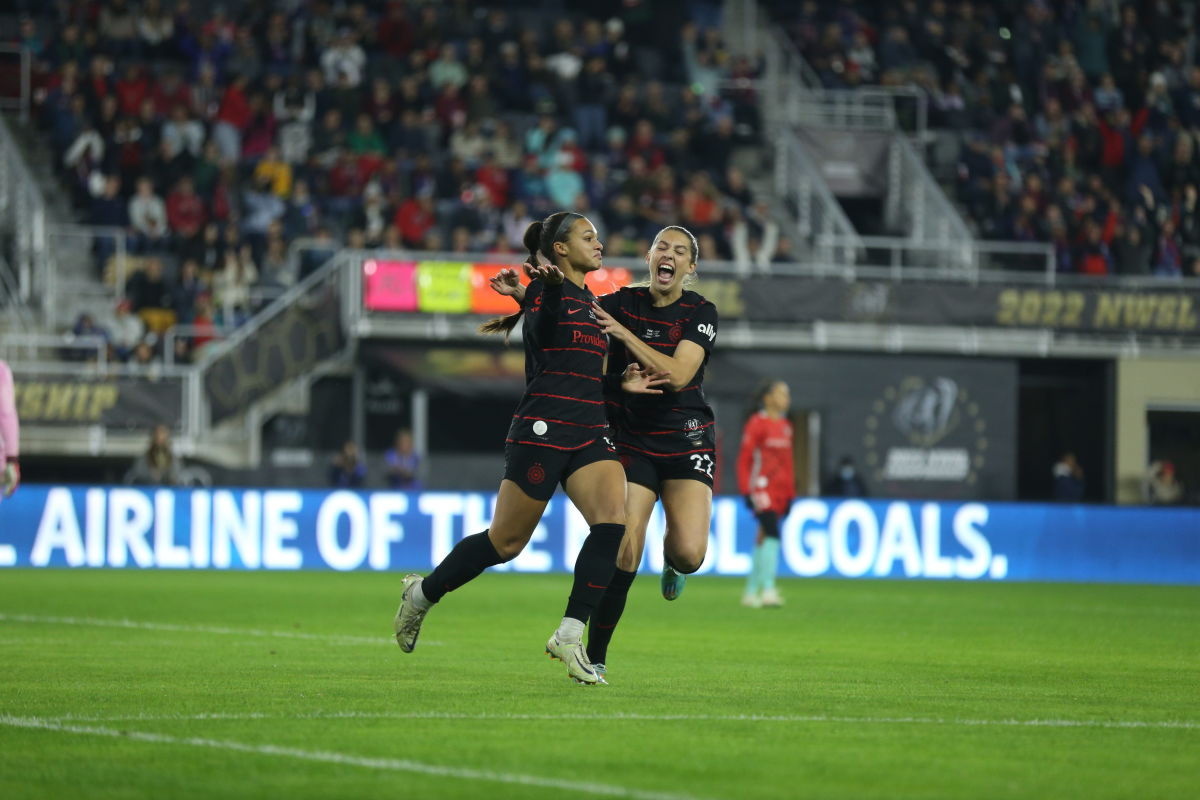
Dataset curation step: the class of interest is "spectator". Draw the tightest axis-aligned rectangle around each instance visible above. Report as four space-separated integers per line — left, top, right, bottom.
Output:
823 456 868 497
1152 220 1183 277
128 176 169 252
321 29 367 88
125 257 173 314
384 429 421 490
1145 461 1183 505
172 259 206 323
107 299 146 361
125 424 180 486
166 176 207 243
329 440 366 488
1052 451 1086 501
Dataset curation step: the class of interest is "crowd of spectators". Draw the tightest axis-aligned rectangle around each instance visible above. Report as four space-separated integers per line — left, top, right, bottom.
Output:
768 0 1200 278
12 0 777 367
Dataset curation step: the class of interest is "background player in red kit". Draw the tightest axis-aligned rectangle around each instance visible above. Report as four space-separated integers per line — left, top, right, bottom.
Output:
738 380 795 608
392 211 666 685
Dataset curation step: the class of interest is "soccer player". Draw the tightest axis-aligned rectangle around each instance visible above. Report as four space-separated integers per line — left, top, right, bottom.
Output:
392 211 667 685
0 359 18 496
0 359 18 499
496 226 720 678
738 380 795 608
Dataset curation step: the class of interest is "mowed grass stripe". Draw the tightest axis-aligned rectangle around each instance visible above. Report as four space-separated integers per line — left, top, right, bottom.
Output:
41 709 1200 730
0 715 711 800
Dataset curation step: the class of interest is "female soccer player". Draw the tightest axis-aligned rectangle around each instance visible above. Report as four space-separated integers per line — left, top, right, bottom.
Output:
737 380 795 608
586 226 718 673
393 211 666 685
0 359 19 498
499 226 719 676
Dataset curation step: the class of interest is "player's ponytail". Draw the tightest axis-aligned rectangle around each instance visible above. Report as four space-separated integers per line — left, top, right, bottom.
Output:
480 213 580 340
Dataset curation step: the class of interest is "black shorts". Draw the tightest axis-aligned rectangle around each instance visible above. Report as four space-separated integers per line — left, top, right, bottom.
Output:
504 439 618 501
617 446 716 496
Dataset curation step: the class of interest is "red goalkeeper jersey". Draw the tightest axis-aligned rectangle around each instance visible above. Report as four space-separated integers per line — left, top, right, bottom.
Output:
736 412 795 514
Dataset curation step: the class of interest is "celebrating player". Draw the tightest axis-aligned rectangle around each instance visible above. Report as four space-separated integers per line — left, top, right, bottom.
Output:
0 359 19 499
738 380 795 608
489 225 719 678
585 226 718 675
392 211 667 685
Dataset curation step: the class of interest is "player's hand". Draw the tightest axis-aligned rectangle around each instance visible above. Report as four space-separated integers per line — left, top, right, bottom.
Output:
621 362 671 395
488 267 526 301
526 262 564 286
592 302 631 342
2 460 19 498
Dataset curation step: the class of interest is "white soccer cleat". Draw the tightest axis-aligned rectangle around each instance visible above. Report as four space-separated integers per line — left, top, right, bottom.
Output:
545 632 603 685
760 588 785 608
741 593 762 609
393 573 429 653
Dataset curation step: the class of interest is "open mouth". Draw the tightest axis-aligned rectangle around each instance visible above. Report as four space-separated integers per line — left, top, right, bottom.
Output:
655 261 675 284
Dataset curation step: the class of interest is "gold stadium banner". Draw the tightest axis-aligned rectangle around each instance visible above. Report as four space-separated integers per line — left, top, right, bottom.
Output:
204 287 345 423
732 280 1200 335
13 375 182 428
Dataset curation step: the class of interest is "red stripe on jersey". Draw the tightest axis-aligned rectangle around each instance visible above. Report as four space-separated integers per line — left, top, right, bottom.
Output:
618 442 715 457
544 346 606 356
678 302 698 308
564 296 594 305
545 370 601 382
520 416 608 428
645 341 677 349
620 310 678 325
506 437 601 451
529 392 605 405
561 320 602 329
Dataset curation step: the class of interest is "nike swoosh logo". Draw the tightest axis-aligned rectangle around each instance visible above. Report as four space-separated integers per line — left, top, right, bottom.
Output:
567 307 584 315
574 652 596 677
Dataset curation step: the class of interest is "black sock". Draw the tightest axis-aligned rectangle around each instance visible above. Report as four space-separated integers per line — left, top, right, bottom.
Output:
422 531 504 604
563 523 625 624
587 568 636 664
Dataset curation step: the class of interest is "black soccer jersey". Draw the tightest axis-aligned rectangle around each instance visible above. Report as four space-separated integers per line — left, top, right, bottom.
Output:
600 287 718 456
505 278 608 451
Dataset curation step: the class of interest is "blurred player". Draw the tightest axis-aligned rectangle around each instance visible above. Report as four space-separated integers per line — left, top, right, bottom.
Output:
0 359 18 499
392 211 667 686
738 380 794 608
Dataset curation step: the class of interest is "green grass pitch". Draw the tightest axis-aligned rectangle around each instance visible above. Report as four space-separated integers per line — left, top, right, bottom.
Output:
0 569 1196 799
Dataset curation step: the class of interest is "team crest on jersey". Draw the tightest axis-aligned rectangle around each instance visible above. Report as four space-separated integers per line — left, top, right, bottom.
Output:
527 463 546 484
668 324 683 343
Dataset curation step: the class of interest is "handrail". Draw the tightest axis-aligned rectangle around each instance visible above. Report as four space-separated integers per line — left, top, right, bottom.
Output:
775 134 864 265
0 45 32 123
1 332 109 367
0 113 47 307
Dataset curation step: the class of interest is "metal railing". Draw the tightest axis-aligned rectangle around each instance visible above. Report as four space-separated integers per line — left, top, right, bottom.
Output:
0 113 47 308
0 332 109 367
885 135 976 271
0 45 32 124
774 134 864 265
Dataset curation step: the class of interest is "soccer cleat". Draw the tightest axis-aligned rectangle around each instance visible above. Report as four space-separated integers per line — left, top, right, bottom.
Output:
760 587 785 608
741 593 762 609
545 632 602 685
660 562 686 601
393 573 429 653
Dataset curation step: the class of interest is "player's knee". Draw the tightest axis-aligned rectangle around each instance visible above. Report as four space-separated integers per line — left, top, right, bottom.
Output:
669 541 707 574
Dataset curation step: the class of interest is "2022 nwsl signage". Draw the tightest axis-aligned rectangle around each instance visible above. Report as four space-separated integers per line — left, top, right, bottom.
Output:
0 486 1197 584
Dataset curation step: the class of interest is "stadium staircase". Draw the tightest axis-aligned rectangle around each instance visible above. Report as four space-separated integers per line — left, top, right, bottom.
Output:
722 0 976 272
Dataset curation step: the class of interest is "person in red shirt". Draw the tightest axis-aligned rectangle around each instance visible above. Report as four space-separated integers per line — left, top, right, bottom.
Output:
737 380 795 608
